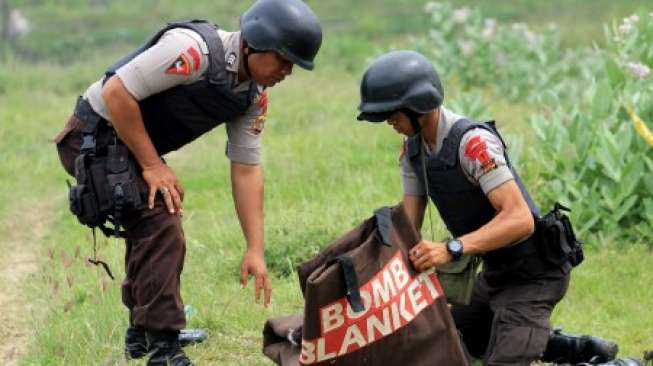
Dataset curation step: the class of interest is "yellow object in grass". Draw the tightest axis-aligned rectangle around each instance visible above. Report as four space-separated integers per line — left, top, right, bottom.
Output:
624 104 653 147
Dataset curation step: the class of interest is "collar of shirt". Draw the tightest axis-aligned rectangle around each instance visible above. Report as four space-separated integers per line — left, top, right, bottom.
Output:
422 106 465 156
217 29 264 94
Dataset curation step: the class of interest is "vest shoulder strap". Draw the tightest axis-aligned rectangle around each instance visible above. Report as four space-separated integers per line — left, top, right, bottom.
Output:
438 118 500 167
104 20 227 84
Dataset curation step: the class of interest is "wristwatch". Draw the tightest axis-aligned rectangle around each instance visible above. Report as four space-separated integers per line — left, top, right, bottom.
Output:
446 238 464 261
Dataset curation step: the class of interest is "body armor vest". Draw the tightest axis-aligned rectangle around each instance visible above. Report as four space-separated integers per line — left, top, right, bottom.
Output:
406 119 539 238
104 20 258 155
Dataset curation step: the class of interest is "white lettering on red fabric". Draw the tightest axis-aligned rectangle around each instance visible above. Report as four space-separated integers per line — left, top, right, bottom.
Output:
300 251 444 364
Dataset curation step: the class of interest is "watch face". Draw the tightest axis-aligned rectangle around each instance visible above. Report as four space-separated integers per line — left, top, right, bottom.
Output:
448 239 463 253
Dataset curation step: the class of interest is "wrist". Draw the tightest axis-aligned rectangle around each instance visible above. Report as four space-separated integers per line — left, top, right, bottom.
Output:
446 238 464 261
245 246 265 256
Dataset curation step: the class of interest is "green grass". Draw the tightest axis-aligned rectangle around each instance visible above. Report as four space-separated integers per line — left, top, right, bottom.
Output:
1 1 652 365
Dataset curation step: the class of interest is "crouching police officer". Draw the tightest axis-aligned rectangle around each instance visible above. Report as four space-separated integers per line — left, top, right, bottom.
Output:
51 0 322 365
355 50 638 366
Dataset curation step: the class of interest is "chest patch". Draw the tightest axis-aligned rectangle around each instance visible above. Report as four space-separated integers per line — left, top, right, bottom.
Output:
226 52 237 68
251 91 268 135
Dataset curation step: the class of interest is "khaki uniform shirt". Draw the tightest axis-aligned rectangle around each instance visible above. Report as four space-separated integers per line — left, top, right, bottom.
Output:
401 107 514 195
84 28 267 165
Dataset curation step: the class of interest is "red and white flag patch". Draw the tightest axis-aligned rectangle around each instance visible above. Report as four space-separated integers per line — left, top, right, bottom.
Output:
464 135 497 174
186 47 201 71
166 54 191 75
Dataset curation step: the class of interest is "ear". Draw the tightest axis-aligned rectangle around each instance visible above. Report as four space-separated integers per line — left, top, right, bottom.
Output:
242 39 251 56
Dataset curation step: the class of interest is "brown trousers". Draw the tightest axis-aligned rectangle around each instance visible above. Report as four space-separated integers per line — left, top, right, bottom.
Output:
451 253 570 366
54 116 187 330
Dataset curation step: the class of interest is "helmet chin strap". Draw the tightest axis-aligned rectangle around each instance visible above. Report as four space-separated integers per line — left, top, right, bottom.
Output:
242 41 264 79
401 109 422 135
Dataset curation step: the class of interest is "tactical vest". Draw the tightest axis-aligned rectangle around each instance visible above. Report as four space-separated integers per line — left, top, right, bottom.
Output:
104 20 259 155
406 119 539 238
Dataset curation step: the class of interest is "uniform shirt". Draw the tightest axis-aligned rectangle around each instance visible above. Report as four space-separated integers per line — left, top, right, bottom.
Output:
401 106 514 196
84 28 267 165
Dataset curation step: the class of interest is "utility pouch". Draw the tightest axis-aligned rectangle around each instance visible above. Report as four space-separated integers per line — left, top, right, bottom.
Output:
69 154 106 227
68 183 103 226
68 143 145 234
105 144 145 212
535 202 584 268
436 254 481 306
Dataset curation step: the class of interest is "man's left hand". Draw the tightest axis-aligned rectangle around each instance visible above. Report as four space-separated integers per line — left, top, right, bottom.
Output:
240 250 272 307
409 240 452 272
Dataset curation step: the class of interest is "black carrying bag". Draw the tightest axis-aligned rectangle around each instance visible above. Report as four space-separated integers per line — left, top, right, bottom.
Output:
535 202 584 267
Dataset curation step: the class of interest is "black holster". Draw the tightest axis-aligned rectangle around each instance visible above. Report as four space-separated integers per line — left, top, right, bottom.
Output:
535 202 584 268
67 97 145 236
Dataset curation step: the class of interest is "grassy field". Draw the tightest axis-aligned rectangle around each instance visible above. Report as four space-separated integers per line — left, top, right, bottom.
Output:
1 1 652 365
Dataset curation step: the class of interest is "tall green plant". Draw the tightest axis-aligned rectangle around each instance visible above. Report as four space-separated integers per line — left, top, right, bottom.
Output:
528 12 653 245
416 2 600 102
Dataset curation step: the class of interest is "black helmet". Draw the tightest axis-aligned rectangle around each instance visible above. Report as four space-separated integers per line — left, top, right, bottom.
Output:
357 50 444 122
241 0 323 70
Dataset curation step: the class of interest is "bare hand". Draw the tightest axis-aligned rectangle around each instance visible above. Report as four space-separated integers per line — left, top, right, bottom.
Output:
409 240 452 272
142 162 184 214
240 250 272 307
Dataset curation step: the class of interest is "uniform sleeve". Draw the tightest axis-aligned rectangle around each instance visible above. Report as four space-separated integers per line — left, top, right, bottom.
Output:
115 30 206 101
400 141 426 196
458 128 514 194
225 90 267 165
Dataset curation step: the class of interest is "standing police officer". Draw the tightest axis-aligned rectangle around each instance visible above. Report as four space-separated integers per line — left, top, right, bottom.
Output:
51 1 322 365
355 50 638 366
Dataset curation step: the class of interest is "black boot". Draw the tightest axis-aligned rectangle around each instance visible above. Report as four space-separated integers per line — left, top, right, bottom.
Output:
146 330 194 366
125 326 148 360
541 328 618 364
577 357 645 366
125 327 208 359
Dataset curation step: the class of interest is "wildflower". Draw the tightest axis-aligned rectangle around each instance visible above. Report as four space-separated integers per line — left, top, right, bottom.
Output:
458 40 475 56
625 62 651 79
482 18 497 40
619 22 632 34
627 14 640 23
452 7 471 24
511 22 527 32
423 2 439 13
8 9 31 39
496 53 508 66
525 30 539 48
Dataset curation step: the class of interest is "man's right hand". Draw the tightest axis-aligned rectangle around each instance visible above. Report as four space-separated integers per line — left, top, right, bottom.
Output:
142 162 184 214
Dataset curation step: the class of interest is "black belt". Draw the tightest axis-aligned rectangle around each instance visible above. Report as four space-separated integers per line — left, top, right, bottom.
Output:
483 236 538 267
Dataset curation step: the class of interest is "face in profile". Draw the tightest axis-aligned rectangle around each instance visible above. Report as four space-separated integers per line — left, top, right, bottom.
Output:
246 50 294 87
387 111 417 136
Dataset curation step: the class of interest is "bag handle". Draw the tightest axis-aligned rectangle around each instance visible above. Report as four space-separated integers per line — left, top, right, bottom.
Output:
374 206 393 246
335 255 365 312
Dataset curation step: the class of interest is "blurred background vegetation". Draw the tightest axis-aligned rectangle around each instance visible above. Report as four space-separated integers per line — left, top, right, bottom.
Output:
1 1 652 365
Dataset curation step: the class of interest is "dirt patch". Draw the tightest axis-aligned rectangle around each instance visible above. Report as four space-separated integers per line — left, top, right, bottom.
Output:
0 198 58 365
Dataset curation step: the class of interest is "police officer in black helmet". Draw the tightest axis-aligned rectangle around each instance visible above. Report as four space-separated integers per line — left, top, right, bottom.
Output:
52 1 321 365
356 50 639 366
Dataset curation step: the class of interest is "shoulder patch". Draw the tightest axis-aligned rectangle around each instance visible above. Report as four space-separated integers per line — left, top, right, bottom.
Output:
187 47 201 71
166 54 191 75
464 135 497 174
464 135 489 163
251 91 268 135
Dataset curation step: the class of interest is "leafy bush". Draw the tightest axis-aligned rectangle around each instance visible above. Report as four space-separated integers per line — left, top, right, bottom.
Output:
527 12 653 245
413 4 652 245
416 2 601 102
